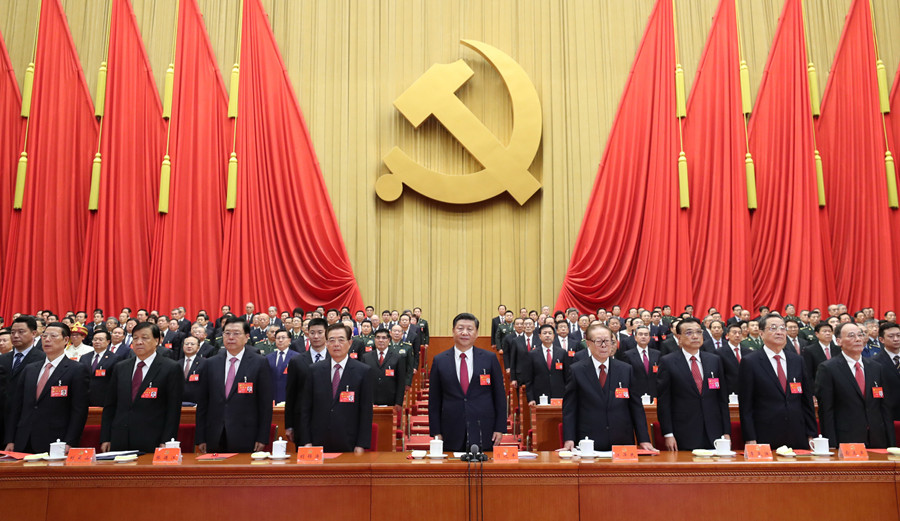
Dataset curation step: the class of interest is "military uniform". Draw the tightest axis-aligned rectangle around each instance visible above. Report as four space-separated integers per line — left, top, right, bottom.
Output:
351 334 375 357
417 318 430 345
391 341 415 386
254 340 277 356
740 335 763 351
799 326 815 345
494 322 513 352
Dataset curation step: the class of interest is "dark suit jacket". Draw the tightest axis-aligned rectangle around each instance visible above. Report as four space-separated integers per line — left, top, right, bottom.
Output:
196 340 218 359
100 354 184 452
181 356 206 404
1 346 45 433
623 347 661 399
872 349 900 421
196 350 274 452
656 351 730 450
161 330 186 360
491 316 503 346
6 357 89 452
266 349 298 404
284 349 330 431
178 318 192 336
715 342 751 398
738 348 816 448
362 347 407 406
520 344 569 403
562 358 650 450
299 357 374 452
815 356 896 448
511 333 540 382
500 333 521 372
428 347 506 452
658 337 679 357
802 342 841 383
79 349 120 407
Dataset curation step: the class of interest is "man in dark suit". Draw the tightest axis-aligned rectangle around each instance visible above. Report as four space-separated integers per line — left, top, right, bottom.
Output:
500 318 524 375
520 324 569 404
196 317 273 453
429 313 506 452
622 325 661 400
100 322 184 453
554 320 579 355
266 329 298 404
284 318 330 444
658 319 682 356
299 323 374 453
397 314 421 374
361 329 406 409
180 336 206 404
173 308 191 335
802 322 840 382
4 322 89 453
562 323 655 452
0 316 44 428
510 318 540 386
79 329 119 407
266 306 284 329
874 322 900 421
784 319 804 356
739 314 817 449
189 323 218 358
717 323 751 397
657 318 731 451
160 317 185 360
491 305 507 349
815 322 895 449
725 305 743 327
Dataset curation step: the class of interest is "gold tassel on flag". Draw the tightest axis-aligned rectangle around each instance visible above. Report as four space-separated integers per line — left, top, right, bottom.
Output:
228 64 240 118
886 151 898 209
678 151 689 208
814 149 825 207
13 152 27 209
807 63 820 116
88 153 102 211
20 63 34 118
158 155 171 213
163 63 174 119
745 153 757 210
740 60 751 115
226 152 238 209
876 59 889 114
675 64 686 118
95 62 107 118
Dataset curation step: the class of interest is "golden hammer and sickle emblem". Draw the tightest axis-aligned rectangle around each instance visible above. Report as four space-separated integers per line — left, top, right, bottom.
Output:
376 40 542 205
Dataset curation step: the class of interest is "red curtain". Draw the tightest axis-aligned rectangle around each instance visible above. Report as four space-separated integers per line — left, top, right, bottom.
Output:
746 0 835 312
816 0 894 315
77 0 165 314
0 30 23 286
218 0 364 313
148 0 229 317
556 0 692 314
886 64 900 313
0 0 98 318
683 0 752 314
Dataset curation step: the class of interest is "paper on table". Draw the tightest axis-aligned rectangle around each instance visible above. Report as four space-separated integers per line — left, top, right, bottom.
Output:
324 453 341 459
452 452 466 458
0 451 31 460
518 451 538 458
636 449 659 456
196 453 238 460
867 449 889 454
95 451 140 461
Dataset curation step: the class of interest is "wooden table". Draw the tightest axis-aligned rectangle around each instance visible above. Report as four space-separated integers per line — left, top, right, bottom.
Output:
2 452 897 520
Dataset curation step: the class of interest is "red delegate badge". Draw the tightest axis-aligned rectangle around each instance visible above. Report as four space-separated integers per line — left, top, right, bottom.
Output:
873 386 884 399
615 387 629 399
238 382 254 394
141 387 158 399
50 386 68 397
385 369 395 377
189 374 200 382
340 391 355 403
480 374 491 386
707 378 720 390
94 369 106 377
789 382 802 394
555 362 563 370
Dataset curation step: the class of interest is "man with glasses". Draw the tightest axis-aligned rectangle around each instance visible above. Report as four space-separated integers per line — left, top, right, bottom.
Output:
815 322 895 448
562 323 656 452
429 313 507 452
739 314 816 449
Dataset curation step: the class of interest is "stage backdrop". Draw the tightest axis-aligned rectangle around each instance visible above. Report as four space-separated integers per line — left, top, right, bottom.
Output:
1 0 899 333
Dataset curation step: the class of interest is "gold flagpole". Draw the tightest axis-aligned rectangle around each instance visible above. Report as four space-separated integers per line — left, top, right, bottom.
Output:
673 0 689 209
89 0 115 211
13 0 43 209
158 0 181 214
226 0 244 210
735 0 757 209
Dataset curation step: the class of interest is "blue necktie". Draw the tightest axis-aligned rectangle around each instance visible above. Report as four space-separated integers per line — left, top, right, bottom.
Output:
12 352 23 374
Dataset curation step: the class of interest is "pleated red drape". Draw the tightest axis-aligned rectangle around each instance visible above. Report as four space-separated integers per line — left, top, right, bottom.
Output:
816 0 894 315
556 0 692 314
0 30 23 285
747 0 835 312
219 0 363 313
683 0 752 314
886 64 900 313
77 0 165 314
0 0 98 318
148 0 229 317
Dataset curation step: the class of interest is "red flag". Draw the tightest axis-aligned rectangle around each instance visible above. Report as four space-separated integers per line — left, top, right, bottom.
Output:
886 63 900 312
0 0 98 318
556 0 691 313
0 30 23 284
816 0 894 314
219 0 363 312
683 0 752 314
77 0 166 313
148 0 230 317
747 0 835 311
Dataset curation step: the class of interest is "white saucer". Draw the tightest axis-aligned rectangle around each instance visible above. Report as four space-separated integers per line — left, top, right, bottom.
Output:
692 449 715 457
558 451 574 459
426 453 447 459
575 450 611 458
269 454 290 460
250 452 270 460
44 455 68 461
810 451 834 456
714 451 737 457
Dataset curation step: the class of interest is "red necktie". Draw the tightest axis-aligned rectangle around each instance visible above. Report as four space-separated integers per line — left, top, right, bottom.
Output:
793 338 799 354
734 347 741 363
855 362 865 395
598 365 607 388
774 355 786 392
546 348 552 370
131 361 145 401
526 338 531 351
332 364 342 398
824 345 831 360
459 353 469 394
642 350 649 374
690 356 702 392
36 363 53 399
378 351 384 366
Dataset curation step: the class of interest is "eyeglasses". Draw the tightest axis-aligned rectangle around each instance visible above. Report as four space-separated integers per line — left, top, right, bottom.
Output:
681 330 704 337
765 325 787 332
41 332 62 339
588 339 613 347
842 333 865 340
